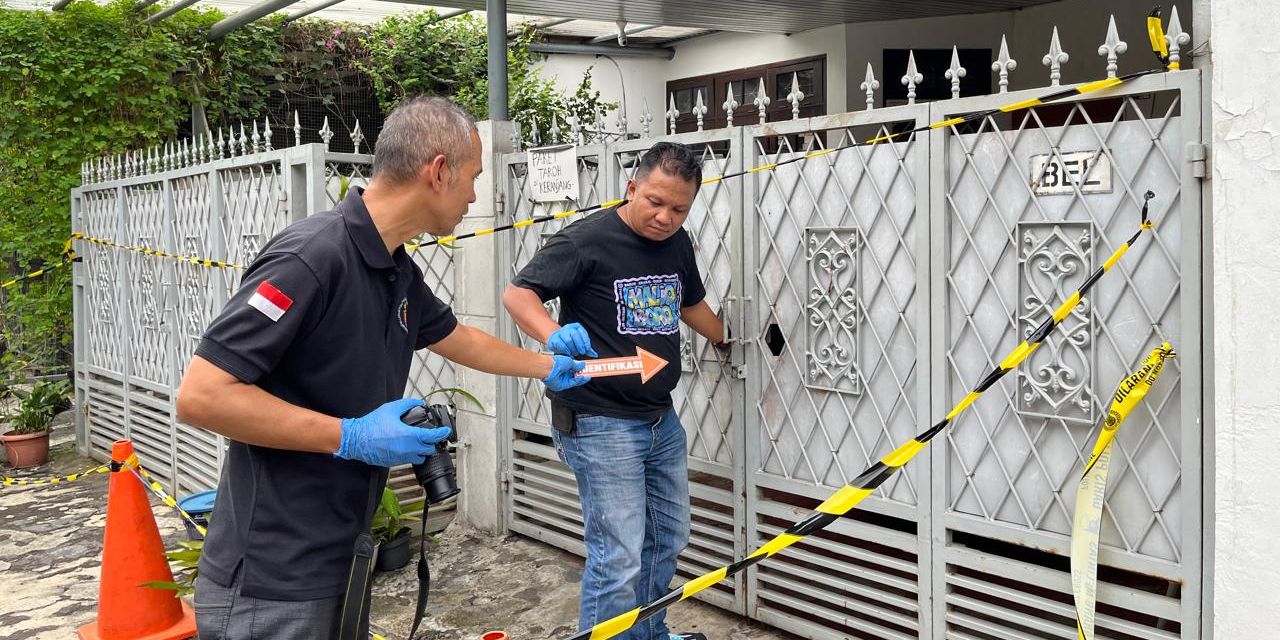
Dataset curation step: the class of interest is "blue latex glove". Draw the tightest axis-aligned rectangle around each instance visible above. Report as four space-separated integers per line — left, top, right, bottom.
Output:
335 398 452 467
543 355 589 392
546 323 598 358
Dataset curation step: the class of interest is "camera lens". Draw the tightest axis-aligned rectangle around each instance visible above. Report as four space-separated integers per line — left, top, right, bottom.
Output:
414 446 460 503
401 403 461 504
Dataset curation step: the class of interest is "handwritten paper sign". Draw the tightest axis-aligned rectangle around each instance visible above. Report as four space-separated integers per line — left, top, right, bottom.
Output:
529 144 579 202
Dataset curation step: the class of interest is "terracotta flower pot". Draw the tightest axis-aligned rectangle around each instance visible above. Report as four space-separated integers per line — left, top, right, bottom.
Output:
2 430 50 469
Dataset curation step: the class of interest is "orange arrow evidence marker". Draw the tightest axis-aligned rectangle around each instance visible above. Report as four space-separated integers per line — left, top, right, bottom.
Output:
579 347 669 383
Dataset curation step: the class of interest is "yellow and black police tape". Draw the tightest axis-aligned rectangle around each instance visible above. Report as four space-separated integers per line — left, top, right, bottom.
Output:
415 72 1170 250
120 456 209 538
1148 6 1180 71
71 232 246 270
7 449 210 538
1 237 78 290
406 199 628 251
562 191 1158 640
0 255 75 290
1071 341 1175 640
2 464 110 488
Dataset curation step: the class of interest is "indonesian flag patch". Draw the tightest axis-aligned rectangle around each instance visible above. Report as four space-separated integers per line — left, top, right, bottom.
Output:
248 281 293 322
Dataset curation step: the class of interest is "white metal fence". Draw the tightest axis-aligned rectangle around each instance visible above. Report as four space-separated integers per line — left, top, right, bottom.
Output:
71 118 457 520
499 14 1204 640
67 11 1206 638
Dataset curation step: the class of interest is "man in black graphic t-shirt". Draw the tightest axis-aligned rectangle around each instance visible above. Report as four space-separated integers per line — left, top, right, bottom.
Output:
504 142 727 640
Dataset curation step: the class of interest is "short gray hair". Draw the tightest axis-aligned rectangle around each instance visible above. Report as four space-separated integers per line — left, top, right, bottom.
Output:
372 96 477 184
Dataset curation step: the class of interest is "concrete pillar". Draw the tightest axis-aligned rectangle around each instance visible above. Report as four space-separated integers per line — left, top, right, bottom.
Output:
1210 0 1280 635
454 120 517 532
487 0 508 120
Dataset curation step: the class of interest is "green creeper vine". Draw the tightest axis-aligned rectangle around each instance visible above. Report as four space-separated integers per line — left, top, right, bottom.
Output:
0 1 613 376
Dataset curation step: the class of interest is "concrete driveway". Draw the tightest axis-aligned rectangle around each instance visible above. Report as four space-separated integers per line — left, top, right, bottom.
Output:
0 422 791 640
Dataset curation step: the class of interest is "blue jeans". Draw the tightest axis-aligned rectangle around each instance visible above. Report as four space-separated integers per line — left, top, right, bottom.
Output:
552 408 692 640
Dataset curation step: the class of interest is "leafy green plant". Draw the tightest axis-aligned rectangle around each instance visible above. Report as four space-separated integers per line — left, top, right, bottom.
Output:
142 539 203 597
7 379 71 434
0 352 30 401
424 386 484 412
359 12 615 138
371 486 417 543
0 0 615 441
1 3 615 377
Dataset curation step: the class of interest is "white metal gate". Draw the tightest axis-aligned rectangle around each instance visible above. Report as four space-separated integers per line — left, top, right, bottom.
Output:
931 69 1201 640
72 125 457 520
499 68 1203 639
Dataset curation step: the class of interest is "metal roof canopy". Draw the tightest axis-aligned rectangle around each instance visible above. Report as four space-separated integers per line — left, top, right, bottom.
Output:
49 0 1069 40
412 0 1065 34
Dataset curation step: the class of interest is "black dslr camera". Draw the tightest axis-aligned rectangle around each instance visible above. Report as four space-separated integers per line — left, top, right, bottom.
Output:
400 404 460 504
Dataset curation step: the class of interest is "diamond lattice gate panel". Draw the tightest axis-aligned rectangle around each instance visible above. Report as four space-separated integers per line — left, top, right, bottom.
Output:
935 70 1203 640
499 130 749 616
498 70 1204 639
71 140 451 521
613 131 746 615
499 76 1204 637
75 186 128 458
171 166 227 496
122 179 178 486
745 107 933 639
501 142 608 551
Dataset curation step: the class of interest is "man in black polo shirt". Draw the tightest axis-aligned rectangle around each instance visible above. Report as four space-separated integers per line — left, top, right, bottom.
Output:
503 142 726 640
175 96 587 640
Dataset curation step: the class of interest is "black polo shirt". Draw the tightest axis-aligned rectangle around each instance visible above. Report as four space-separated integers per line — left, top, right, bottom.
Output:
193 188 458 600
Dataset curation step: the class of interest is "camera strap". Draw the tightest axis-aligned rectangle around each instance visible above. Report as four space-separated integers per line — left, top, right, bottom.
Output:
408 504 432 639
338 468 387 640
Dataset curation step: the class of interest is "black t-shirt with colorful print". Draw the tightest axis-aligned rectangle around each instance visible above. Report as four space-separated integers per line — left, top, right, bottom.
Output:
512 207 705 419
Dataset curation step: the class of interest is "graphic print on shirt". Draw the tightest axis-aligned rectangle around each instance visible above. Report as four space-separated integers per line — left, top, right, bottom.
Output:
398 297 409 333
614 274 682 335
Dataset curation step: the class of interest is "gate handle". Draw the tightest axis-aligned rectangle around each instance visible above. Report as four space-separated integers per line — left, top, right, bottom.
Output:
720 295 752 344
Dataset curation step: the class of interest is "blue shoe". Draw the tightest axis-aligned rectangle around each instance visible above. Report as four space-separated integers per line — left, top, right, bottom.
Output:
671 634 708 640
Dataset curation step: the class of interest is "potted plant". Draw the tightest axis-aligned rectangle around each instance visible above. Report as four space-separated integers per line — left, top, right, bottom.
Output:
372 486 418 572
1 378 70 468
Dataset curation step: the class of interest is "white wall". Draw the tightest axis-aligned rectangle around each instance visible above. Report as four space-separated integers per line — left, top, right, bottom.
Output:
534 24 847 132
454 120 516 533
535 54 671 137
1210 0 1280 636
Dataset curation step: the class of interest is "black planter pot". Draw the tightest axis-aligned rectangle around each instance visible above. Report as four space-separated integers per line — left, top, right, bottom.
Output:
375 528 412 572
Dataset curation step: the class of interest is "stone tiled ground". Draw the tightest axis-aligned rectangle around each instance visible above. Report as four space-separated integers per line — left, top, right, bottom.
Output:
0 419 792 640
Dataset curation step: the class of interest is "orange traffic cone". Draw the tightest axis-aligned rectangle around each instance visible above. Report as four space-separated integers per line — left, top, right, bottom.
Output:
78 440 197 640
